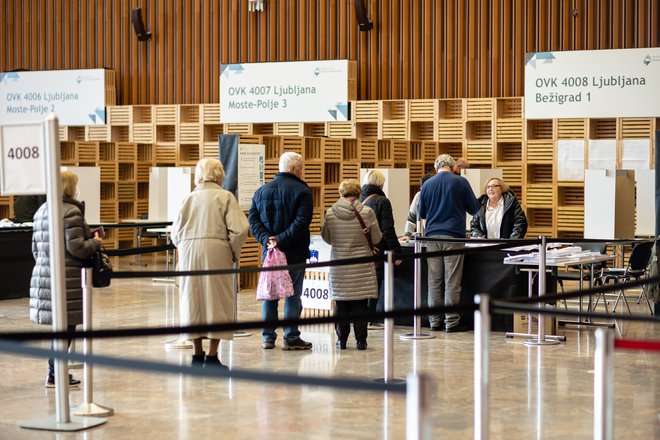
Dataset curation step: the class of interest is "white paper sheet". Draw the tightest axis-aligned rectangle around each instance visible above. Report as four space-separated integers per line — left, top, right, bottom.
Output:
557 140 585 181
621 139 650 171
587 139 617 170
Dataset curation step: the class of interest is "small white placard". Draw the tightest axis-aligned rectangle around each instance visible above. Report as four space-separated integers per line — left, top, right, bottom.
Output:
0 122 47 195
301 276 332 311
557 140 585 181
0 69 107 125
237 144 265 210
587 139 617 170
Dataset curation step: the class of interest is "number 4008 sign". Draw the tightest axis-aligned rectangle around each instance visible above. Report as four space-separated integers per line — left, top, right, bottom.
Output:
0 122 46 195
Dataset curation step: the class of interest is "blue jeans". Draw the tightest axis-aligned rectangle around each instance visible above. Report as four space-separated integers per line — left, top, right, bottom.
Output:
262 269 305 342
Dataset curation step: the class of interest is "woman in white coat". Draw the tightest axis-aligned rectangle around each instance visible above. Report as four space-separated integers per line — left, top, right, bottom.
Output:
171 158 249 368
321 179 381 350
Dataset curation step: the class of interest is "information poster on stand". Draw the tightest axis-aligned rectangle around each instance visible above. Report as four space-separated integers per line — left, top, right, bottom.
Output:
237 144 265 210
0 69 107 125
220 60 351 123
525 47 660 119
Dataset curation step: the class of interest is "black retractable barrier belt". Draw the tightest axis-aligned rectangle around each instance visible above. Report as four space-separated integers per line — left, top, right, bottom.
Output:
105 243 175 257
0 340 406 394
0 304 475 342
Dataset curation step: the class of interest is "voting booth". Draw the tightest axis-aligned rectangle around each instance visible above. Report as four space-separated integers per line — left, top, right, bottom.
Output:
584 169 636 239
61 166 100 224
148 167 194 221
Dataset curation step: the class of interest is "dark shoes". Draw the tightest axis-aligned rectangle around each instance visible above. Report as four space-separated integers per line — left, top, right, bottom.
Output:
429 323 445 331
192 353 205 366
446 323 470 333
262 340 276 350
336 340 347 350
203 353 228 369
356 341 368 350
282 338 313 351
45 374 81 388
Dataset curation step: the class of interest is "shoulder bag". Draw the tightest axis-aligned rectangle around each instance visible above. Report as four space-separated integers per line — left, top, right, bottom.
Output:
88 247 113 288
351 203 379 256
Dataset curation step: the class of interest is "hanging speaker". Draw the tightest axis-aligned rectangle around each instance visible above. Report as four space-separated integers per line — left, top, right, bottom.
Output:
131 8 152 42
353 0 373 32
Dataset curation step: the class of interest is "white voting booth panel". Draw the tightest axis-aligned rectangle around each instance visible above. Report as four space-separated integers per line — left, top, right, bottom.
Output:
61 166 100 224
148 167 194 221
359 168 409 235
584 169 636 239
462 168 503 231
635 169 655 236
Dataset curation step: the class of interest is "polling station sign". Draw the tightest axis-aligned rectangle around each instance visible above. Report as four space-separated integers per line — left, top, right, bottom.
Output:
220 60 352 123
524 47 660 119
0 69 108 125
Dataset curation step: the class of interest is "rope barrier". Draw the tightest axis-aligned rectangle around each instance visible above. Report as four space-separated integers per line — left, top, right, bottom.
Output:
104 243 175 257
614 338 660 352
0 340 406 394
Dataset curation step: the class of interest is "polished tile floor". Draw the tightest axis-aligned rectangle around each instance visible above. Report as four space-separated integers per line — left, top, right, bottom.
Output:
0 255 658 439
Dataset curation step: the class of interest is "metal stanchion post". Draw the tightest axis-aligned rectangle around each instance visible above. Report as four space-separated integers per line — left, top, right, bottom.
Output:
524 236 560 346
400 234 434 341
73 268 114 417
376 251 404 384
594 328 614 440
474 294 490 440
406 373 431 440
233 261 251 338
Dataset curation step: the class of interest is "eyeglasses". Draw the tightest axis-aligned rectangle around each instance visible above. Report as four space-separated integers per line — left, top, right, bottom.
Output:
486 184 501 189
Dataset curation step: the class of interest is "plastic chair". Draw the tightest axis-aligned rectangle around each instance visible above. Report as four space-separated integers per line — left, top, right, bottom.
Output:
601 241 654 315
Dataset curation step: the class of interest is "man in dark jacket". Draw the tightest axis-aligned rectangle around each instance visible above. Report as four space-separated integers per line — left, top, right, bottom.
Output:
249 152 314 350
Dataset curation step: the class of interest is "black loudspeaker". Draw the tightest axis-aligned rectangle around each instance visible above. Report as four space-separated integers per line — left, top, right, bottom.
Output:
131 8 152 42
353 0 373 32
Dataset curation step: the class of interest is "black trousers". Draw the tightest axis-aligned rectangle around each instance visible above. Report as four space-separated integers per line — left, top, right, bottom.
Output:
367 268 383 320
334 299 368 343
48 324 76 377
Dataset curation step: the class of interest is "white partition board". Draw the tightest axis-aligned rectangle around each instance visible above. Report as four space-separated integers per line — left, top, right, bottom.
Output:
61 166 100 224
148 167 194 221
635 169 655 236
584 169 635 239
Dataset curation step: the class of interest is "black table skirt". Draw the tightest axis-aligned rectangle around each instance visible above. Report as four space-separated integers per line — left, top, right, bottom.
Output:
0 229 34 300
377 246 555 332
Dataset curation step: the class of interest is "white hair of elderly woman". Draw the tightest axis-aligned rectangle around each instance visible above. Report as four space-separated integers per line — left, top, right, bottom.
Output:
279 152 303 173
362 169 385 187
434 154 456 171
194 158 226 185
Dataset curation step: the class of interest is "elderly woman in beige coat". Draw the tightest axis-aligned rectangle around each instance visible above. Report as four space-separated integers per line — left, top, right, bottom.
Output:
321 179 381 350
171 158 249 368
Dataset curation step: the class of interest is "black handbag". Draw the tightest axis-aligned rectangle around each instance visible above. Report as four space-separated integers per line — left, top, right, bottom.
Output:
89 249 113 288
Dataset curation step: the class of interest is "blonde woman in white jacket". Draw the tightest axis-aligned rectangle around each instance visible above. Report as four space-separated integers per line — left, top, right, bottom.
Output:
321 179 382 350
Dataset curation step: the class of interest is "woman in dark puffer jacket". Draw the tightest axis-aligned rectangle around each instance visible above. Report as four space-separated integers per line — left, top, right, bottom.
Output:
30 171 102 387
359 169 402 328
470 178 528 239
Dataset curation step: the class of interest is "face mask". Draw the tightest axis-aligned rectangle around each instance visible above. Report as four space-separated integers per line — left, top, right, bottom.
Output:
75 190 81 200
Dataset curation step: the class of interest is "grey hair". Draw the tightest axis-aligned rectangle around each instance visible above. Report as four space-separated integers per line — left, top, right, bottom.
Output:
434 154 456 171
194 158 225 185
362 169 385 187
279 152 303 173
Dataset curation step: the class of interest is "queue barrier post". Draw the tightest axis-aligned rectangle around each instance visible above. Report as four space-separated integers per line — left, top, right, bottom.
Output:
594 328 614 440
474 294 490 440
406 373 431 440
72 268 114 417
400 234 434 341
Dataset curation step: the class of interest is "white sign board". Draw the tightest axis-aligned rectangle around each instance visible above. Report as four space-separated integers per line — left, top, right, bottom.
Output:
220 60 350 123
302 236 332 311
237 143 265 210
0 122 47 195
0 69 107 125
525 47 660 118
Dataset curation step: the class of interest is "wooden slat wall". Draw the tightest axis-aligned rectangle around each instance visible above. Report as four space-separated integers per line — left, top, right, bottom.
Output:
1 0 658 104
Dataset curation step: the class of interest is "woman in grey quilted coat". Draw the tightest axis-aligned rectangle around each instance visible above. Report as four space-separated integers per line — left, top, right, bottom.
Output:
30 171 102 387
321 179 381 350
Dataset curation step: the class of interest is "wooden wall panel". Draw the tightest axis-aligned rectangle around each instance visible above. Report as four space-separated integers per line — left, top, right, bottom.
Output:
1 0 658 104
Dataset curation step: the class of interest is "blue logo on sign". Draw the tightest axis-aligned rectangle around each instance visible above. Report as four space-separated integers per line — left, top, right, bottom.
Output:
644 55 652 65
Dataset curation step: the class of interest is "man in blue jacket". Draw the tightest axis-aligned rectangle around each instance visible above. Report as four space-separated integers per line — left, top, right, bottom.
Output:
419 154 479 333
249 152 314 350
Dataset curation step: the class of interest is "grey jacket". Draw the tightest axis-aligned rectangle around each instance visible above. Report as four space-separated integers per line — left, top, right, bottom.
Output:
321 197 382 301
30 197 101 326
